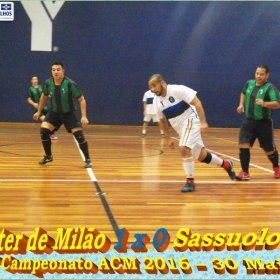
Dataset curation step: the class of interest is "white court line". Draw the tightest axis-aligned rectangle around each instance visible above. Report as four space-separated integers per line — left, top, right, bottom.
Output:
171 137 274 174
72 135 97 182
1 179 279 185
1 135 275 184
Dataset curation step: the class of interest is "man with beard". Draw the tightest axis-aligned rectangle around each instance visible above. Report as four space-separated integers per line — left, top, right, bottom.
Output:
148 74 236 192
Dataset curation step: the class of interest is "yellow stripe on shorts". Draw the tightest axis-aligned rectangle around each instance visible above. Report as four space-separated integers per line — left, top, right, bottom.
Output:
181 119 193 145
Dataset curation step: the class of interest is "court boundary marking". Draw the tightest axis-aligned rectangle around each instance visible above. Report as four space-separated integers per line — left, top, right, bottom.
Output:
72 136 120 238
1 131 278 240
172 137 274 174
0 179 279 185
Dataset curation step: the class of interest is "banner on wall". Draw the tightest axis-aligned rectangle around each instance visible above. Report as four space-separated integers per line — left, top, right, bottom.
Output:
0 2 13 21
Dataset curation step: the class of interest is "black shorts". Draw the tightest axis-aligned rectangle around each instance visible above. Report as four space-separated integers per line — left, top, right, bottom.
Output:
44 110 82 133
41 108 49 116
239 118 275 152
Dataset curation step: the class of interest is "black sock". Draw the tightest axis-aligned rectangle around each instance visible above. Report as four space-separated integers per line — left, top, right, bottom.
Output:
239 148 250 173
268 150 279 168
79 141 90 160
42 139 52 156
40 128 52 156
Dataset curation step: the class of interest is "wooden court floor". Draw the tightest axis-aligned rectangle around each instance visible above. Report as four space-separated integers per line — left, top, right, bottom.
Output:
1 122 280 247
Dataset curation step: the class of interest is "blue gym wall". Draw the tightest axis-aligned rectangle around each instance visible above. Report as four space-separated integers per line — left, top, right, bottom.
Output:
1 1 280 128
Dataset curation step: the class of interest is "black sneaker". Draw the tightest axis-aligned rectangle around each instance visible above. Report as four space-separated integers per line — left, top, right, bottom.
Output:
39 155 53 165
85 159 92 168
181 181 196 192
224 160 236 180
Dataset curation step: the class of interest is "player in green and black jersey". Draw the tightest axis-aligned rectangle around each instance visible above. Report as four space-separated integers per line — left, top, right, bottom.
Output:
27 76 48 118
27 76 58 140
236 65 280 180
33 62 91 168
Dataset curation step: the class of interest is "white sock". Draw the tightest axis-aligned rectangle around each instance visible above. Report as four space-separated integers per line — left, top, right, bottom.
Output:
209 153 223 167
182 157 194 179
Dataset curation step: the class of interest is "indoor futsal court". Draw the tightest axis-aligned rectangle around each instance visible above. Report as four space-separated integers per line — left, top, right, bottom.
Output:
1 122 280 246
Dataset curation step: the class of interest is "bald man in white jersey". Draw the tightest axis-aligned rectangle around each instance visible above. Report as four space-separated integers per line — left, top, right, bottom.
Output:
148 74 236 192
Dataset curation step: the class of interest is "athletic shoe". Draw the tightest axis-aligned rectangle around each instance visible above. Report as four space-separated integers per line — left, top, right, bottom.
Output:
50 133 58 140
161 134 165 138
85 159 92 168
181 181 196 193
274 167 280 179
141 134 146 138
224 160 236 180
235 171 250 181
39 155 53 165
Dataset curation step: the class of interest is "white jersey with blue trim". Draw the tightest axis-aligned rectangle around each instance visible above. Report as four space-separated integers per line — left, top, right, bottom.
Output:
142 90 156 115
153 84 199 134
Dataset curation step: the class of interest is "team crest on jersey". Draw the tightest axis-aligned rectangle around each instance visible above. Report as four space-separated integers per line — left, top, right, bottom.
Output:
259 89 263 95
247 85 253 93
169 96 175 103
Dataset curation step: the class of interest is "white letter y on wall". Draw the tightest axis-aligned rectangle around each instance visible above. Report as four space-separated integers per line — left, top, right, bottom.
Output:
21 1 65 52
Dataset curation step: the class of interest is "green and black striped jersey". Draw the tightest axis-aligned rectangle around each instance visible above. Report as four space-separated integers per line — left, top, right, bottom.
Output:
242 80 280 120
43 77 83 114
28 85 48 111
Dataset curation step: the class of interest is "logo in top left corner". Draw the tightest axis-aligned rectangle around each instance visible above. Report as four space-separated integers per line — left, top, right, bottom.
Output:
0 2 14 21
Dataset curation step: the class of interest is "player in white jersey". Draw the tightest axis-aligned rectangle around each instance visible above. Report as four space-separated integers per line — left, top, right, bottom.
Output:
142 90 165 138
148 74 236 192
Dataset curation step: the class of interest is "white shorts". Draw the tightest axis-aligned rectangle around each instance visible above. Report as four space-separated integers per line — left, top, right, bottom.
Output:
178 118 204 151
143 114 159 122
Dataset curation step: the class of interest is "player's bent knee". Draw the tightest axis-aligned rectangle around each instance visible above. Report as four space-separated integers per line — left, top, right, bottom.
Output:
179 146 191 158
73 130 85 144
40 127 51 141
200 152 212 164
